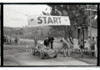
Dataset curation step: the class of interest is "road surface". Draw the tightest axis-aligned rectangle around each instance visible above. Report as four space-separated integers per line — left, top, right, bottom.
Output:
4 46 90 66
4 39 92 66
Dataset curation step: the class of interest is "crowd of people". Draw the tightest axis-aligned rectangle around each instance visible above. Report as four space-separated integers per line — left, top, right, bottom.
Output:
34 36 97 58
4 35 19 45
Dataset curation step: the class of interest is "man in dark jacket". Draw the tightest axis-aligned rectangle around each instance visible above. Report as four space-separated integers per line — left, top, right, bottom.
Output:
44 37 54 49
48 36 54 49
44 38 49 47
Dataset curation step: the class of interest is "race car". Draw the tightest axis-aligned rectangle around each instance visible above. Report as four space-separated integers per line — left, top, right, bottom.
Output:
32 44 57 59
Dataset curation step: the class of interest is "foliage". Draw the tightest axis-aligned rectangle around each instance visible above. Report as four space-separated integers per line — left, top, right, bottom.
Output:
43 5 97 43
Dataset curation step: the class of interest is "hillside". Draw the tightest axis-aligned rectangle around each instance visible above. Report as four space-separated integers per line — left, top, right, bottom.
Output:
4 26 51 40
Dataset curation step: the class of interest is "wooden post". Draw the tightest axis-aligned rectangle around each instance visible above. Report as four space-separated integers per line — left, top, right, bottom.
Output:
83 26 85 48
65 26 68 40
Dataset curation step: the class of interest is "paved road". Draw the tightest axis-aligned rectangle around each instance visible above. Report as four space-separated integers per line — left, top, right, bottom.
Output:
4 39 91 66
4 51 90 66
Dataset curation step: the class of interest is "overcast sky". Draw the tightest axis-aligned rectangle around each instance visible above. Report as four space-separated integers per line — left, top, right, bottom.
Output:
4 5 51 27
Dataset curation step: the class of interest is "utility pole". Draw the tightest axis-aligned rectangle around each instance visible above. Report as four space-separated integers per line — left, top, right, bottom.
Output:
85 5 97 40
85 5 97 57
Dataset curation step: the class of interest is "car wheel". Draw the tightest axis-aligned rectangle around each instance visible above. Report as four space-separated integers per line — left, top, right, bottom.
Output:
54 54 57 58
33 50 36 55
40 52 44 59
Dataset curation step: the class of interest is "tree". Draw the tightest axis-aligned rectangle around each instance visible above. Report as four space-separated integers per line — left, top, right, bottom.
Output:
45 5 97 44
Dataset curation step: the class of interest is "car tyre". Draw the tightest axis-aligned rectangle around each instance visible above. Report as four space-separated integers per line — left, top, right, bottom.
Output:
54 54 57 58
33 50 36 55
40 52 44 59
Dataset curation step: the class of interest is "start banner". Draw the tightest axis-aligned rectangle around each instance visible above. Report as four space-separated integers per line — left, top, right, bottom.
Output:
27 16 70 27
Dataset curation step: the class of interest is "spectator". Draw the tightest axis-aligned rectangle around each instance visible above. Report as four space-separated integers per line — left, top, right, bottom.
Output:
90 37 96 57
34 36 38 47
94 36 97 57
79 39 84 57
15 37 19 45
67 38 73 57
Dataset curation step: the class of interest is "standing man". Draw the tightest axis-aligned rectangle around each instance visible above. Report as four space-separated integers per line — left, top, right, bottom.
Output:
48 36 54 49
60 37 69 57
15 36 19 45
67 38 73 57
90 37 96 57
79 39 84 57
34 36 38 47
94 37 97 57
15 37 18 45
